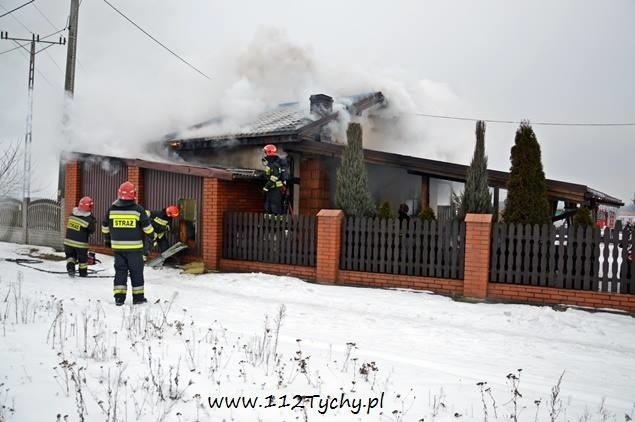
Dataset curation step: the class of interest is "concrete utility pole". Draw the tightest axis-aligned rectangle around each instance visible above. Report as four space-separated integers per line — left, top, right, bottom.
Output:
64 0 79 95
59 0 80 201
0 31 66 243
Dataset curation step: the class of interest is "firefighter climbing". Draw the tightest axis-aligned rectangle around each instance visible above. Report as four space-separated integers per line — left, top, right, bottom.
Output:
262 144 290 215
145 204 180 253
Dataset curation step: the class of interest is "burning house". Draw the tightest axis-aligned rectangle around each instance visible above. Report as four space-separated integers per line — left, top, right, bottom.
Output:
62 91 623 267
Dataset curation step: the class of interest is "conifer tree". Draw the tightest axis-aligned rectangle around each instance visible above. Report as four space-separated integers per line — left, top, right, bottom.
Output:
335 123 376 217
457 121 493 218
377 201 394 219
572 206 594 228
417 206 436 221
502 121 551 225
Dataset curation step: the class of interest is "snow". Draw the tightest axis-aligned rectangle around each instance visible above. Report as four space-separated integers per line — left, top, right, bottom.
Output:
0 241 633 422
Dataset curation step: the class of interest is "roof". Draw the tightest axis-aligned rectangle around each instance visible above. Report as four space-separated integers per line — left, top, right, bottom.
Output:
284 140 624 207
166 92 386 150
160 90 622 208
67 152 258 181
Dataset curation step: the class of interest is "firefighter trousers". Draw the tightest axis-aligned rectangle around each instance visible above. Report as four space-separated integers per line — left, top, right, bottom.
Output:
113 251 145 303
64 246 88 276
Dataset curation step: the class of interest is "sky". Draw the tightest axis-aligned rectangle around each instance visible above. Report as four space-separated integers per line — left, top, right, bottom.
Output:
1 240 634 421
0 0 634 203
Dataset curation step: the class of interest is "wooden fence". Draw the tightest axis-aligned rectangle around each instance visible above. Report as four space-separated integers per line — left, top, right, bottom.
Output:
340 217 465 279
223 212 317 266
491 223 634 293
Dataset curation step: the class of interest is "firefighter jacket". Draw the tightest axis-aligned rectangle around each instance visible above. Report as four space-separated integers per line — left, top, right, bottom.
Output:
64 208 96 249
263 156 287 192
145 209 172 240
101 199 155 251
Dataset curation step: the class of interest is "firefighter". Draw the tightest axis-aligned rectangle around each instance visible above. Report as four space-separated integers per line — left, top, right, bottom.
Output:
63 196 96 277
101 181 156 306
262 144 288 215
145 205 180 253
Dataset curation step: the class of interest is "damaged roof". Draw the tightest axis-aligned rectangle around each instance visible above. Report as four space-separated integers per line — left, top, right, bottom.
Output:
166 92 385 150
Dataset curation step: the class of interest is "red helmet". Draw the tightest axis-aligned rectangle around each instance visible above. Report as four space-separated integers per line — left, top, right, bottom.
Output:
117 181 136 200
165 205 179 218
263 144 277 157
78 196 94 212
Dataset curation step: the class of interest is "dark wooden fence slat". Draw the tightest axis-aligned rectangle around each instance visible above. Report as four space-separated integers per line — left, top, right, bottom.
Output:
582 227 593 291
539 224 549 286
530 224 540 285
490 223 500 282
572 226 583 290
429 220 438 277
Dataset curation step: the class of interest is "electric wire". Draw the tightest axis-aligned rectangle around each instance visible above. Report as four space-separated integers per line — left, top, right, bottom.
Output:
0 3 65 72
0 0 34 18
102 0 212 80
411 113 635 127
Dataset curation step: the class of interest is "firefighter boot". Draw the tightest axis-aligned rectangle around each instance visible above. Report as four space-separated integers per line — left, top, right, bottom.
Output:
78 264 88 278
66 261 76 277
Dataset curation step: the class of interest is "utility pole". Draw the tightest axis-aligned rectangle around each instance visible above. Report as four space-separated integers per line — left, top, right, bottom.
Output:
0 31 66 243
59 0 79 202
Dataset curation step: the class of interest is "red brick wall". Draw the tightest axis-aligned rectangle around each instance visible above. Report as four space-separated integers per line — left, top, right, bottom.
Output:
463 214 492 299
299 158 330 216
316 209 344 283
127 166 144 204
488 283 635 313
339 271 463 296
201 178 262 270
220 259 316 280
64 161 81 216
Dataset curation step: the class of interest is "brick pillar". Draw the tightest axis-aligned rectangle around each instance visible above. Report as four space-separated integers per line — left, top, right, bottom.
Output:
64 161 81 216
300 158 330 216
201 178 222 270
316 209 344 283
127 166 144 204
463 213 493 299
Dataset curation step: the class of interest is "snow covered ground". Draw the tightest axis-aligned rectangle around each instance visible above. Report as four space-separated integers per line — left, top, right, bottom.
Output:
0 240 633 422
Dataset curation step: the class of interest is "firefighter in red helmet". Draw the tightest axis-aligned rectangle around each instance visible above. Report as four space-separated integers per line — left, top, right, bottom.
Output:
63 196 96 277
262 144 289 215
101 181 156 306
144 204 180 254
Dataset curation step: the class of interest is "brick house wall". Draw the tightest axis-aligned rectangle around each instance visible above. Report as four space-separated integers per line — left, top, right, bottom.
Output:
299 157 330 216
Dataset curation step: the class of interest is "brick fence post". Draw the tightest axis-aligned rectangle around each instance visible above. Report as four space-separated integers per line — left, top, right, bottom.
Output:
316 209 344 283
201 178 221 270
64 161 81 217
463 213 493 299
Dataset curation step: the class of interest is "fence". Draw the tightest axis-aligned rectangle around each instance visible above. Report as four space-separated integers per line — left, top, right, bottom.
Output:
223 212 317 266
340 217 465 279
490 223 633 293
0 197 63 249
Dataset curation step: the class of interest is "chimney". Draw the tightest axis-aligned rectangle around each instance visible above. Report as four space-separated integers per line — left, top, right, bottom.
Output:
310 94 333 115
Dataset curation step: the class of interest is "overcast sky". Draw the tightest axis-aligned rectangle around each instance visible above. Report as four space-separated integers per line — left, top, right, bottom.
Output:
1 0 633 203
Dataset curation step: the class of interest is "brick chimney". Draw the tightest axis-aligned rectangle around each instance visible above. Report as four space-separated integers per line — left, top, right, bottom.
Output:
310 94 333 115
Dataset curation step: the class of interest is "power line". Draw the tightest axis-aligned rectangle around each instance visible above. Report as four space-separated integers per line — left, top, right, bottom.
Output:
102 0 212 80
0 27 65 55
411 113 635 127
0 3 64 72
33 3 57 29
0 0 34 18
